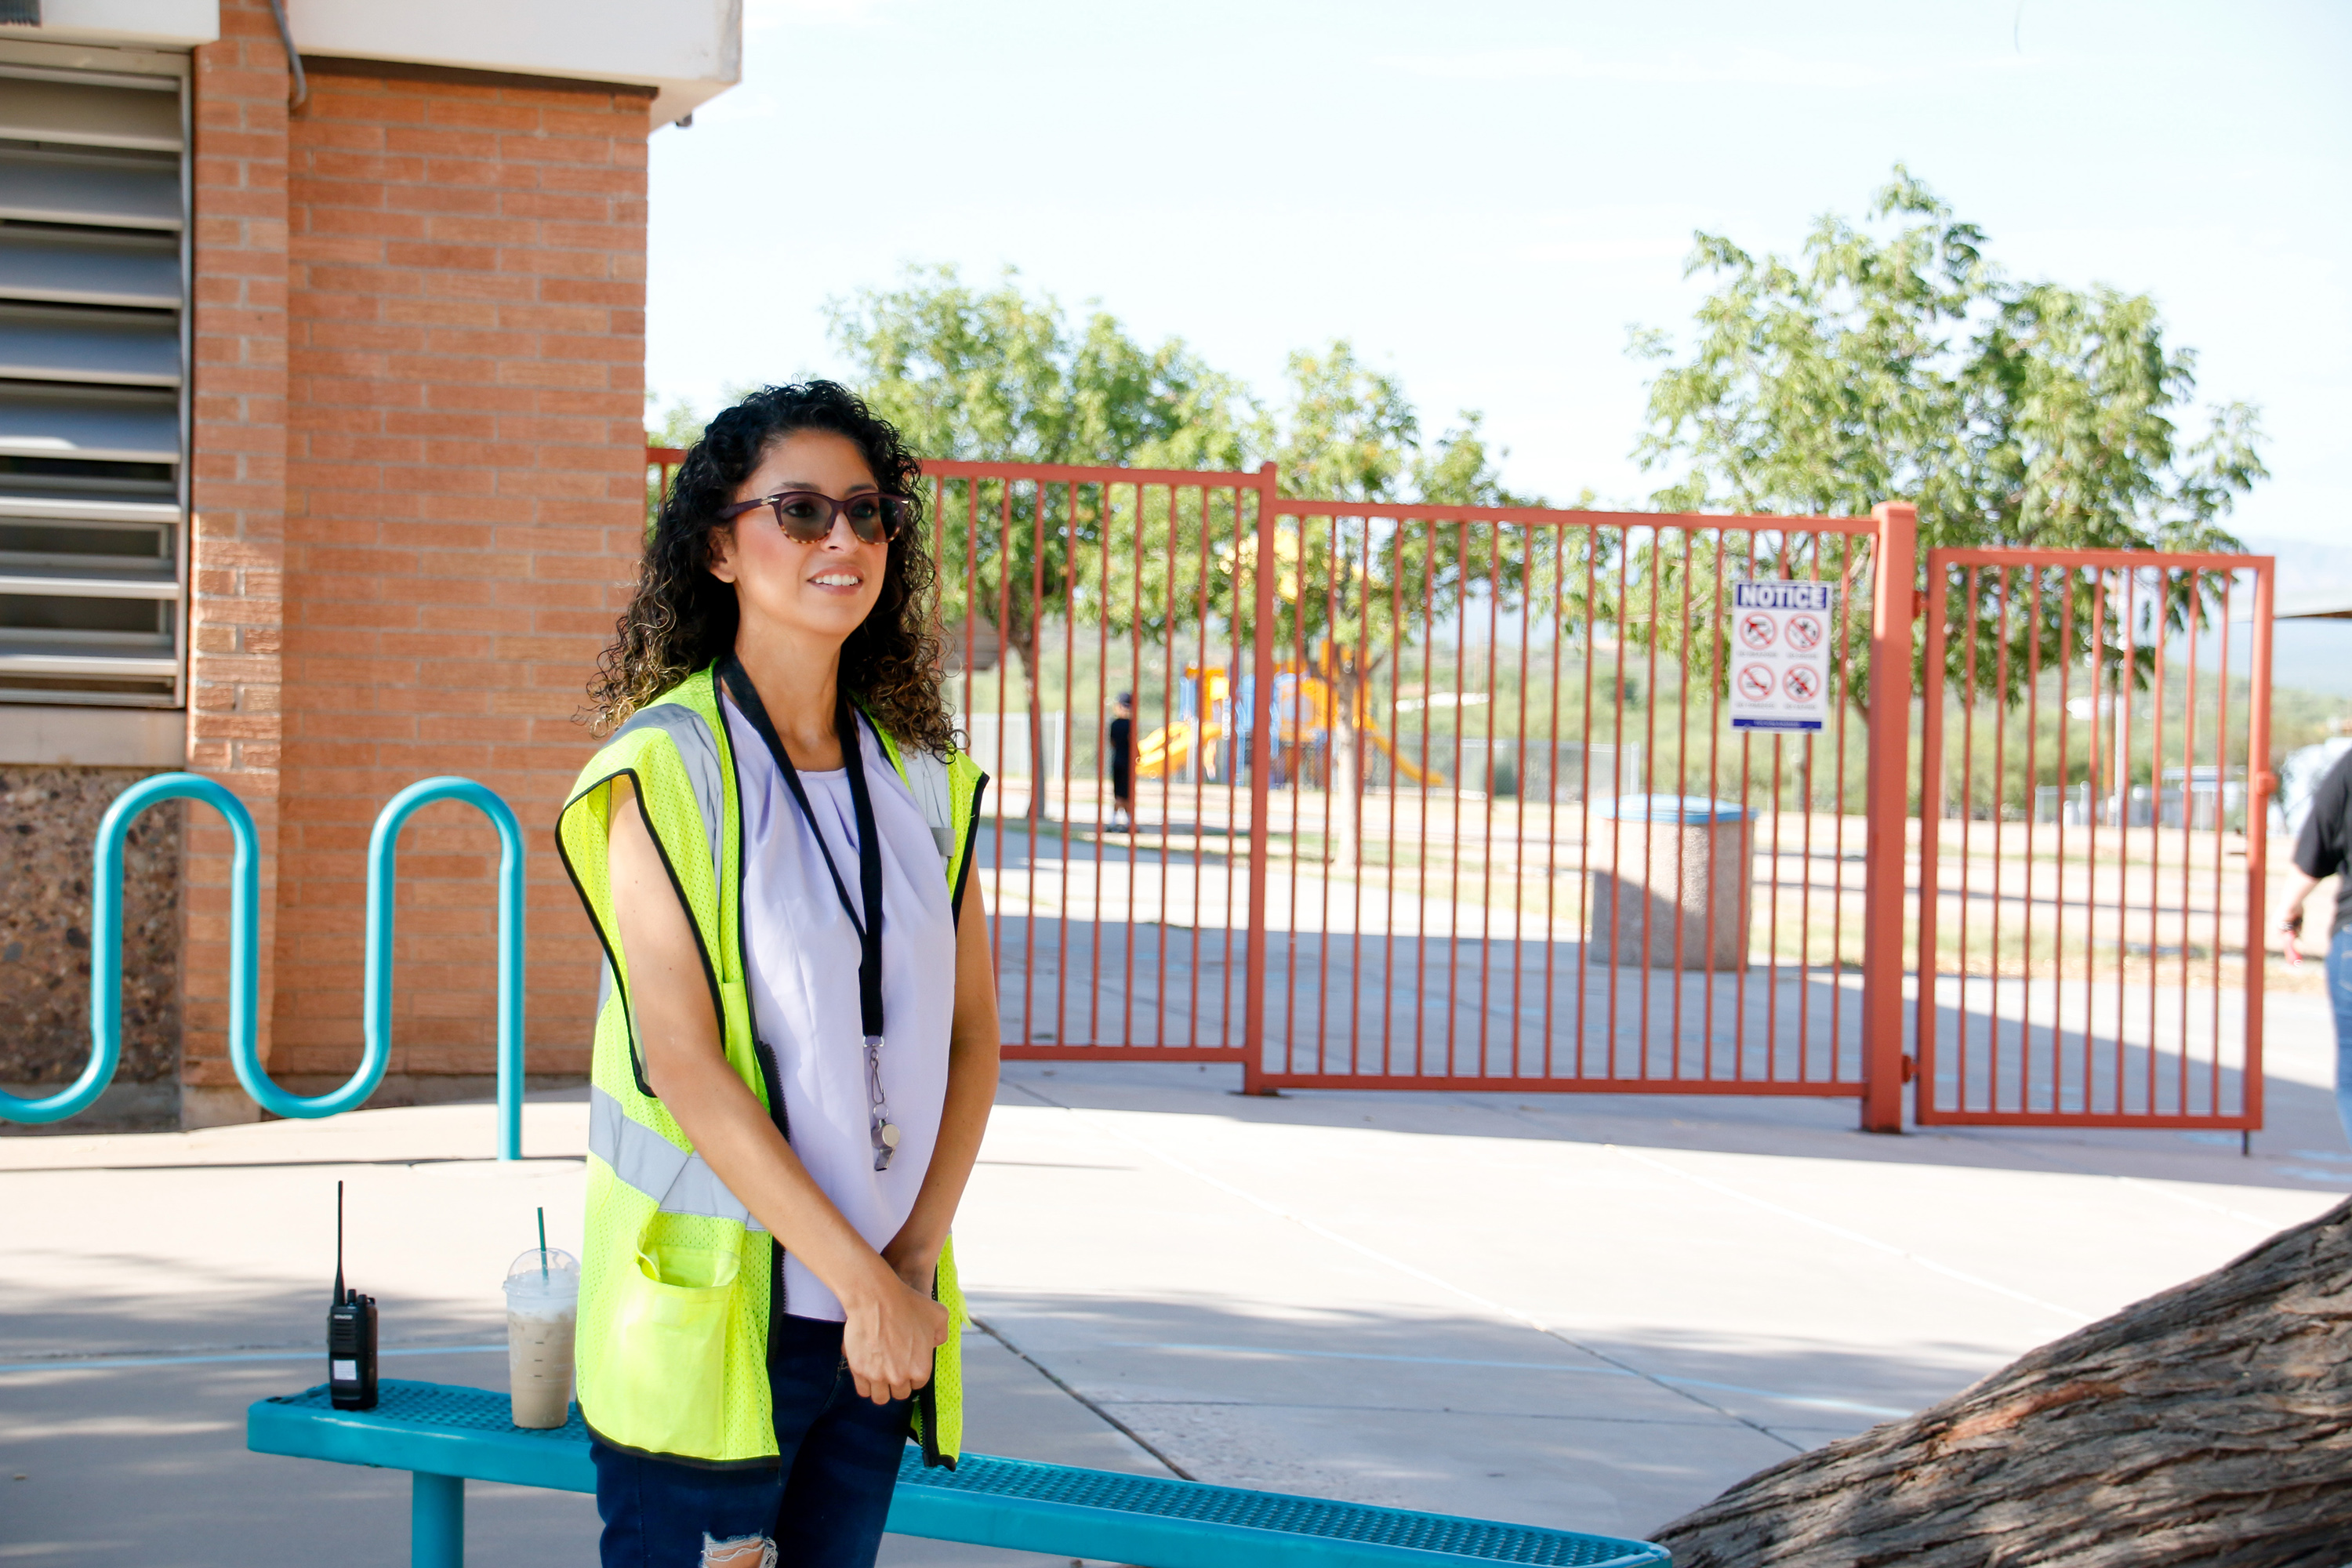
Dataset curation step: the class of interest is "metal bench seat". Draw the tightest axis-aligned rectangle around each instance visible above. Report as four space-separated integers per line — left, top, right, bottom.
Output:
248 1381 1667 1568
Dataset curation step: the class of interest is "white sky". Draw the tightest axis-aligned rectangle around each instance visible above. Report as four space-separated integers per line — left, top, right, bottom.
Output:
646 0 2350 545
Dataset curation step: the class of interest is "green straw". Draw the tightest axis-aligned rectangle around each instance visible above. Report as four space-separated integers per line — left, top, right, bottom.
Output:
536 1207 547 1280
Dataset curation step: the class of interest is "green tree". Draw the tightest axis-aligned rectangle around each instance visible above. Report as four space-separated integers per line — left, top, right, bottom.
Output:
827 264 1255 815
1628 167 2267 710
831 283 1570 851
644 391 708 527
1259 343 1549 864
645 391 707 452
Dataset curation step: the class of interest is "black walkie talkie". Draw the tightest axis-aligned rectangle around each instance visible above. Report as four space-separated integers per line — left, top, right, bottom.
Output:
327 1180 378 1410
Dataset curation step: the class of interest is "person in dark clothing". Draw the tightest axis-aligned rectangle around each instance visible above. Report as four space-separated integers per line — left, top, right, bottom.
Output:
2281 746 2352 1144
1106 692 1135 832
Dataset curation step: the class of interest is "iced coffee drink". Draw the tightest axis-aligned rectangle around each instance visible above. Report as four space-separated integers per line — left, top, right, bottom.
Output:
504 1247 579 1429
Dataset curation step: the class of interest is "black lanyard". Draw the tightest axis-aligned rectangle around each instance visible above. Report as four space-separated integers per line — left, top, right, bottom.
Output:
717 657 898 1167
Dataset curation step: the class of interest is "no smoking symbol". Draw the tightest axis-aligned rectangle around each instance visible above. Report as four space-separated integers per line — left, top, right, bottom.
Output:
1738 613 1777 650
1785 614 1824 652
1737 664 1776 701
1782 666 1820 702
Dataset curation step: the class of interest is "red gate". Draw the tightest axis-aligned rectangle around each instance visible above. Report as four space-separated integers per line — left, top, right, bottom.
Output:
652 448 2285 1133
906 457 1913 1127
922 459 1268 1065
1915 547 2276 1127
1244 492 1911 1120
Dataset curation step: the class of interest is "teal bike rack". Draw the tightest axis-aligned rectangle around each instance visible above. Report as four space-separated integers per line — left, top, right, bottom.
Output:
0 772 526 1160
0 773 260 1124
362 778 527 1160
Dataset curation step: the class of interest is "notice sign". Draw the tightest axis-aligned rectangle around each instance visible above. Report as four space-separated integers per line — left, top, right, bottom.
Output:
1728 579 1837 732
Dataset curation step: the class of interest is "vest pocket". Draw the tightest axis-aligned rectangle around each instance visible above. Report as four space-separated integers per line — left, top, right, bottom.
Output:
605 1240 740 1457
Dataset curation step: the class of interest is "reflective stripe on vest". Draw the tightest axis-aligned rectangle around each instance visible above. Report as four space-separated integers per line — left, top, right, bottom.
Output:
590 1085 766 1232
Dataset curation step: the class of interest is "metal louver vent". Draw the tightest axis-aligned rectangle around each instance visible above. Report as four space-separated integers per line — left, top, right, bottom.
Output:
0 49 187 707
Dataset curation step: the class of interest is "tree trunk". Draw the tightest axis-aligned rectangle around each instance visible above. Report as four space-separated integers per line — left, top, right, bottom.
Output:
1005 618 1047 823
1653 1198 2352 1567
1330 692 1359 869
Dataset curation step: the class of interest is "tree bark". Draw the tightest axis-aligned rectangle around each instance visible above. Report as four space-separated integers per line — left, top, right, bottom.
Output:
1004 617 1047 823
1330 694 1359 869
1653 1198 2352 1566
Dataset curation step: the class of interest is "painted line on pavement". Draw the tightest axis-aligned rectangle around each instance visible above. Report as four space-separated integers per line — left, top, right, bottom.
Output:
1008 1083 1806 1452
1608 1144 2092 1325
1106 1341 1911 1418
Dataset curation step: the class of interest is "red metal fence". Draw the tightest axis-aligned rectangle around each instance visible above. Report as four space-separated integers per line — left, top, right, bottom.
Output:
649 447 2279 1134
1246 492 1911 1110
1915 548 2275 1128
906 459 1913 1122
923 459 1269 1065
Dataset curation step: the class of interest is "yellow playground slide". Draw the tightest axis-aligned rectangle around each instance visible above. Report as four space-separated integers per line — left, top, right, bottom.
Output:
1135 670 1446 788
1136 717 1221 778
1361 718 1445 787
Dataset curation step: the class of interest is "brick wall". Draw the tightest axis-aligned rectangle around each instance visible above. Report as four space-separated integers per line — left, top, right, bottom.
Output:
185 0 292 1121
184 23 649 1114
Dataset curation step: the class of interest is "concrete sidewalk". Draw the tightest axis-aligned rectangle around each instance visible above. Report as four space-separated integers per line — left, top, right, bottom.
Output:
3 999 2345 1563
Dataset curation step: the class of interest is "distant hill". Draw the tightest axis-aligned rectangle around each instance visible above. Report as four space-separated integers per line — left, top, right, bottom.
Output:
2245 536 2352 698
2144 536 2352 702
2247 535 2352 616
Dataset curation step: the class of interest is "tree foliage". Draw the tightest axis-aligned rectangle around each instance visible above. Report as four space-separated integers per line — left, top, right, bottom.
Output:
1260 340 1546 657
827 267 1263 813
826 263 1254 475
1627 167 2267 708
825 267 1552 826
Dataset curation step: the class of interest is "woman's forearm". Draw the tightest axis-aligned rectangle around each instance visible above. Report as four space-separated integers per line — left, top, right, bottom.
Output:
886 881 1000 1276
650 1039 899 1311
610 785 896 1312
887 1029 997 1276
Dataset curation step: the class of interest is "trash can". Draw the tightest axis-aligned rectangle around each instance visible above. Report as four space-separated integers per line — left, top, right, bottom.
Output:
1587 795 1751 971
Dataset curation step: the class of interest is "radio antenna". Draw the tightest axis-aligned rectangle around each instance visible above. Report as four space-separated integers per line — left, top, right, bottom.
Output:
333 1179 347 1306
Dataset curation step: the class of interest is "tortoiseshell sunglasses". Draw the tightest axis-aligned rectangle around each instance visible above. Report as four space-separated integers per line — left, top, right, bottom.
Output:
717 490 911 544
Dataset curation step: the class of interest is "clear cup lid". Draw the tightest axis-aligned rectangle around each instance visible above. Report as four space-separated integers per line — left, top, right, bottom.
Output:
505 1247 580 1292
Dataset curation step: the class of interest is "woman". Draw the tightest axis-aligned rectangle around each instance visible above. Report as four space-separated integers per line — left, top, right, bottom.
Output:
557 383 998 1567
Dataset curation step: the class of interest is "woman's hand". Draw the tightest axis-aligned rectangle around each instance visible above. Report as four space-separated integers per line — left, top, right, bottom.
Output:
840 1260 951 1405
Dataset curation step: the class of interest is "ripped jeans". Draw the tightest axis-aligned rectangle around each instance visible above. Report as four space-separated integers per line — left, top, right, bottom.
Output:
592 1314 911 1568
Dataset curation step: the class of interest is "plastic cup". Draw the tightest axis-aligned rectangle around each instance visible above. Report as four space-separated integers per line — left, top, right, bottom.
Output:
503 1247 580 1429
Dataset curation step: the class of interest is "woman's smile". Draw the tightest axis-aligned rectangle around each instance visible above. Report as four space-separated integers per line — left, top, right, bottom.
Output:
707 429 892 643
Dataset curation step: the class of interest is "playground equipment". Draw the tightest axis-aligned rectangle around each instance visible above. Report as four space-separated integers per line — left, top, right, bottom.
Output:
1134 666 1232 779
0 773 528 1159
1134 657 1447 787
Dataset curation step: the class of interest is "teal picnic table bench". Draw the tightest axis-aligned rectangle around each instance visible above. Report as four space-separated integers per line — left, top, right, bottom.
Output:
248 1381 1668 1568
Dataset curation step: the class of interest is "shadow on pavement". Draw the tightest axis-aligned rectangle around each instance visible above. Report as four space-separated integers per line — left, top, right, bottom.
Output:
966 1287 1996 1537
998 1044 2352 1199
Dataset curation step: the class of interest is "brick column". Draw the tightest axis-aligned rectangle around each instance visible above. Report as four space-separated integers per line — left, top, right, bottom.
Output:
268 64 648 1104
183 0 292 1126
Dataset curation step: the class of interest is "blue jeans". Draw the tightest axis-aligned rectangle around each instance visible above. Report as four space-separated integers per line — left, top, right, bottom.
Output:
592 1315 909 1568
2331 927 2352 1148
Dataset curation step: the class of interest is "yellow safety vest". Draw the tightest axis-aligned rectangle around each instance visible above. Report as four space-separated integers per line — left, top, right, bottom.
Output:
554 664 986 1468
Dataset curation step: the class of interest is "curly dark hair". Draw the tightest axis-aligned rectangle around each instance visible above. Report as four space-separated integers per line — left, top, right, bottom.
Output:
585 382 953 754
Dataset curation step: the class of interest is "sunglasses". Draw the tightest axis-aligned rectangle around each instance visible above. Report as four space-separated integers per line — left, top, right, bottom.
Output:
717 489 912 544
